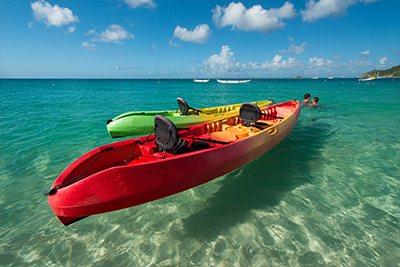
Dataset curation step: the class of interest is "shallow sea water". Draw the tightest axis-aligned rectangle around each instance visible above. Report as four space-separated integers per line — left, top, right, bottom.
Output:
0 78 399 266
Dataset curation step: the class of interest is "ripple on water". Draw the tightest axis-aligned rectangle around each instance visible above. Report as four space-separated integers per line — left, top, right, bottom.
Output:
1 79 400 266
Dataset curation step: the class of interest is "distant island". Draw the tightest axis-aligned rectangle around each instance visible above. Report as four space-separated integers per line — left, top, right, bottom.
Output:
358 65 400 78
294 75 303 79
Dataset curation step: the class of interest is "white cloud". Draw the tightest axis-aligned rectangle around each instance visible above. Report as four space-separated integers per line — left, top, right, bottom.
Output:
345 50 371 69
169 39 181 47
81 41 97 51
31 0 79 27
280 42 306 54
202 45 384 77
85 29 96 36
203 45 304 74
302 0 382 22
161 66 169 75
257 55 303 70
308 57 334 68
97 25 134 44
360 0 381 4
115 65 120 70
67 26 76 34
123 0 156 9
301 0 357 22
173 24 212 44
28 22 34 29
378 56 388 66
212 2 296 33
204 45 241 73
360 49 370 56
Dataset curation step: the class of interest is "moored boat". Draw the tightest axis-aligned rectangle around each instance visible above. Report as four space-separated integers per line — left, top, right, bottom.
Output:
106 98 274 138
193 79 209 83
46 100 300 225
217 79 251 84
359 76 375 82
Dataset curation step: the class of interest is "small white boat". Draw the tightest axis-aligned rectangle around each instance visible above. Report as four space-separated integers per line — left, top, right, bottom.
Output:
359 76 375 82
193 79 209 83
359 70 383 82
328 77 334 80
217 79 251 84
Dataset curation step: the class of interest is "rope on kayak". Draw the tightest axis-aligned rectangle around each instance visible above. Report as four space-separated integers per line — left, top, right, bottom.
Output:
44 147 111 196
143 128 154 144
126 141 141 165
79 147 113 179
185 136 230 145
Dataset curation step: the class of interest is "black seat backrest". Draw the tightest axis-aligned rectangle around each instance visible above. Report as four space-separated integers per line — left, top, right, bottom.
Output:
154 114 211 154
177 97 189 115
154 115 180 151
154 115 187 154
239 103 261 126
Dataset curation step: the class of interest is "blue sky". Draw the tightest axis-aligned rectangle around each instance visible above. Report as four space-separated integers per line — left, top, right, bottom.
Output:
0 0 399 78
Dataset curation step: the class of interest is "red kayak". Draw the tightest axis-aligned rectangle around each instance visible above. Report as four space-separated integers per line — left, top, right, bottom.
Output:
46 100 300 225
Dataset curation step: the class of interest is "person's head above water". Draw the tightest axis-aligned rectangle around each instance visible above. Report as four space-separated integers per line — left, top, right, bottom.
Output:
301 93 311 105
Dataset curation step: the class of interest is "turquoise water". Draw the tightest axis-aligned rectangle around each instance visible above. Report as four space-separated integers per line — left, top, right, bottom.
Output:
1 78 399 266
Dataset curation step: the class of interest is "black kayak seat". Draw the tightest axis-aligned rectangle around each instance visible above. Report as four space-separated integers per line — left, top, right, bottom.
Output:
239 102 261 126
154 115 210 154
177 97 190 115
154 114 184 153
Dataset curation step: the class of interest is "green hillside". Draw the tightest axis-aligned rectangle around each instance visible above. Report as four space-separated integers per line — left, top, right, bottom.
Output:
358 65 400 78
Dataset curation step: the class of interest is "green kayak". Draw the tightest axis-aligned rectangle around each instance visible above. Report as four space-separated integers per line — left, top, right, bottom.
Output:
106 98 274 138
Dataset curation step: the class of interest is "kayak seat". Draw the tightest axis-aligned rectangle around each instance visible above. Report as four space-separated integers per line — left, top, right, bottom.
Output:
177 97 198 116
155 114 187 154
239 102 261 127
177 97 190 115
154 115 210 155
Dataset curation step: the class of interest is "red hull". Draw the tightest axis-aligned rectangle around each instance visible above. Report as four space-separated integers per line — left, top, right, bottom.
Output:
47 100 300 225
